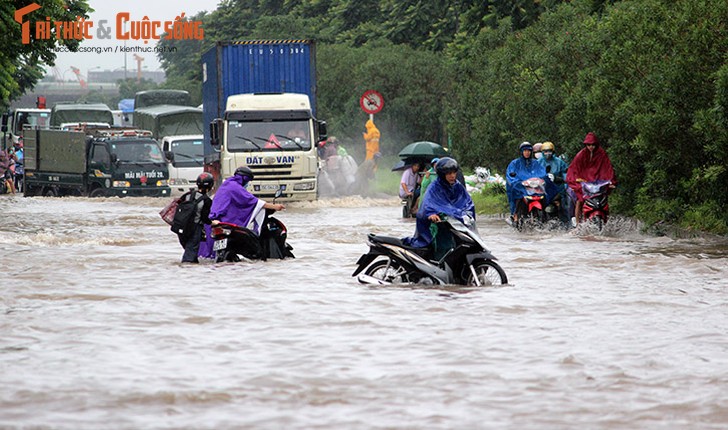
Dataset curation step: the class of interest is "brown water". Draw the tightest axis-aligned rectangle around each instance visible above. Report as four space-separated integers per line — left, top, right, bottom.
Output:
1 195 727 429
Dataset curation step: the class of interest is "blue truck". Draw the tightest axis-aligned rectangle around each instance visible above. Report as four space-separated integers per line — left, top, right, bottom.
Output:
201 40 326 201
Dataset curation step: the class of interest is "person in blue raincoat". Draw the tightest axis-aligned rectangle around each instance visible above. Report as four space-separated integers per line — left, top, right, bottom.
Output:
403 157 474 258
506 141 557 221
537 141 570 221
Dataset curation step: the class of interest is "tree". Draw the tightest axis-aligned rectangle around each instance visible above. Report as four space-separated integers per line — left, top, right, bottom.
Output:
0 0 92 109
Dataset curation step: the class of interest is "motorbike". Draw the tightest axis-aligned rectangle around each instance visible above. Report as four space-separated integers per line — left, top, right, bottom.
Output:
581 180 613 228
513 177 546 229
211 191 294 263
401 192 417 218
352 215 508 286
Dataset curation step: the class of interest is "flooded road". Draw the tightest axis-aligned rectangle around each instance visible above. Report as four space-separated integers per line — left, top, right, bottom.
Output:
1 195 727 429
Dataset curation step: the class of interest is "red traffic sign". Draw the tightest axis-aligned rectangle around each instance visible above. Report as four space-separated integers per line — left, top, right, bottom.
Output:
360 90 384 114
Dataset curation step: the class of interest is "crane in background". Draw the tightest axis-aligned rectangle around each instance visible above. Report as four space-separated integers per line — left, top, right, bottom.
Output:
133 54 144 83
70 66 88 89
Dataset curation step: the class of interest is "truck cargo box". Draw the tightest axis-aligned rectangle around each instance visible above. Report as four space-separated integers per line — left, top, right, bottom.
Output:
24 129 87 174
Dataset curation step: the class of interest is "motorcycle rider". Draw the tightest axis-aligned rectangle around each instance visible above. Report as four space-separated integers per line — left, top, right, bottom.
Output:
566 132 617 225
403 157 474 259
506 141 552 223
538 141 569 223
199 167 285 259
533 142 544 160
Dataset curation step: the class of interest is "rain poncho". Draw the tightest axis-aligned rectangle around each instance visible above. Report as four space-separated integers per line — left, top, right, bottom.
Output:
363 119 380 161
506 155 550 214
566 134 617 201
538 154 569 195
403 176 474 249
198 175 266 259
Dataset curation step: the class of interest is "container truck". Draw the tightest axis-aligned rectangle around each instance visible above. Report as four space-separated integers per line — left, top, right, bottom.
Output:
202 39 326 201
49 102 114 129
23 127 171 197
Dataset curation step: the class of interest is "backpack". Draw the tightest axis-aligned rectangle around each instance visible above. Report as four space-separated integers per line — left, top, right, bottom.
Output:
170 190 205 237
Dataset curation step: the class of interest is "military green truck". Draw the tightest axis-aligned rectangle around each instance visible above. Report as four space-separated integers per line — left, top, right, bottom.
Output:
49 102 114 129
23 128 171 197
134 90 192 110
132 105 203 139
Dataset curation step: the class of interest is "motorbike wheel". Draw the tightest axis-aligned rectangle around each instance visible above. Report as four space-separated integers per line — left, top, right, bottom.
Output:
466 260 508 286
215 249 240 263
364 259 409 283
586 213 605 230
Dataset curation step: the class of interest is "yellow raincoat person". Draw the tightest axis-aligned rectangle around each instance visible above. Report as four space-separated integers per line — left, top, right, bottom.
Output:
363 119 380 161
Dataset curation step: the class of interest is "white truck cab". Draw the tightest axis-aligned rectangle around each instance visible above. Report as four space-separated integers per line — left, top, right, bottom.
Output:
163 134 205 196
2 108 51 145
209 93 326 201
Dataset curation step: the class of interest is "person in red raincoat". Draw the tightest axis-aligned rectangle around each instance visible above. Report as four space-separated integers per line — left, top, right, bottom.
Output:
566 132 617 224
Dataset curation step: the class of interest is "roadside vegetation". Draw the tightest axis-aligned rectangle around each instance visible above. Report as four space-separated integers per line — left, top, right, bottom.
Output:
4 0 726 234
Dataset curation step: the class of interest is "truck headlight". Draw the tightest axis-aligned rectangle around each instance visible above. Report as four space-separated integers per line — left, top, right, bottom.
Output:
113 181 131 188
156 180 169 187
293 181 315 191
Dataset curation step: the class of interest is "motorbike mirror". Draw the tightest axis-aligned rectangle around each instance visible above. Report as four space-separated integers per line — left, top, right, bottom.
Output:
273 188 283 202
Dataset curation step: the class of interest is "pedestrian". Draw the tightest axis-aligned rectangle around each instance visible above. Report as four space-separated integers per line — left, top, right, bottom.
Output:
399 162 423 214
363 119 380 161
178 173 214 263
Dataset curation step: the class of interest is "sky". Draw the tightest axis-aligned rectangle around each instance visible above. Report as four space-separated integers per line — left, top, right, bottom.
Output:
47 0 221 80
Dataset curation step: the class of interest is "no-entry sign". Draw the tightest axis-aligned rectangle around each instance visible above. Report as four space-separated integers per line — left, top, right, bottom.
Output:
360 90 384 114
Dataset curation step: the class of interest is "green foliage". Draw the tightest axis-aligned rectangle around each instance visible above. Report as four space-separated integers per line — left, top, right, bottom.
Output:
471 185 509 215
149 0 728 233
317 41 452 155
1 0 93 109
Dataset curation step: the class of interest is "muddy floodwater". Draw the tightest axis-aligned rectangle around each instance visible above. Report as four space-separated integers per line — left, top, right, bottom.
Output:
1 195 727 429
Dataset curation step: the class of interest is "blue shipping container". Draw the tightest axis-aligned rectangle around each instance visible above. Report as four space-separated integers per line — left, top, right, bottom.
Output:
201 40 317 156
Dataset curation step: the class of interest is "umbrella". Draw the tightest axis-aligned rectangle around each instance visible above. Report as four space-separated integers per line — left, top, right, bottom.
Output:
391 160 409 171
398 141 448 159
392 157 431 171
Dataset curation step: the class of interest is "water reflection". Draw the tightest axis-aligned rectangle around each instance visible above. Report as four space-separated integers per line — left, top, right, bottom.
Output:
1 195 727 429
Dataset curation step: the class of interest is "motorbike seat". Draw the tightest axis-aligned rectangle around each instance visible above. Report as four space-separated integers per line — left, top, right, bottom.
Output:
368 234 431 257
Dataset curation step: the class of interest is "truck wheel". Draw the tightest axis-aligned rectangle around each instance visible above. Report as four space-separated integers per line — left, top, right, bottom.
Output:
89 188 107 198
43 187 57 197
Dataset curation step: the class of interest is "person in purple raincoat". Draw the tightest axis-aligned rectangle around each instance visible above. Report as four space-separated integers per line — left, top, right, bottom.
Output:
198 167 285 259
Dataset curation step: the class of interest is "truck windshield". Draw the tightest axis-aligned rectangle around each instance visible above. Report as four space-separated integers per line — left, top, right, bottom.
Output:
111 141 165 163
170 138 204 166
15 111 50 133
227 120 312 152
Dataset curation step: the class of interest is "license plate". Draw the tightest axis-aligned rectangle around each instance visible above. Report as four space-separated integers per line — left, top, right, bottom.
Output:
259 184 279 191
213 238 227 251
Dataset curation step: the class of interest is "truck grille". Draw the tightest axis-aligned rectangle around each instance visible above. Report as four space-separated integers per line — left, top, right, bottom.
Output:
248 165 293 176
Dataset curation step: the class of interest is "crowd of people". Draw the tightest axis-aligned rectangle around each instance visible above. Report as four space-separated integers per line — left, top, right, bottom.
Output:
0 140 24 194
174 131 616 263
505 132 616 226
